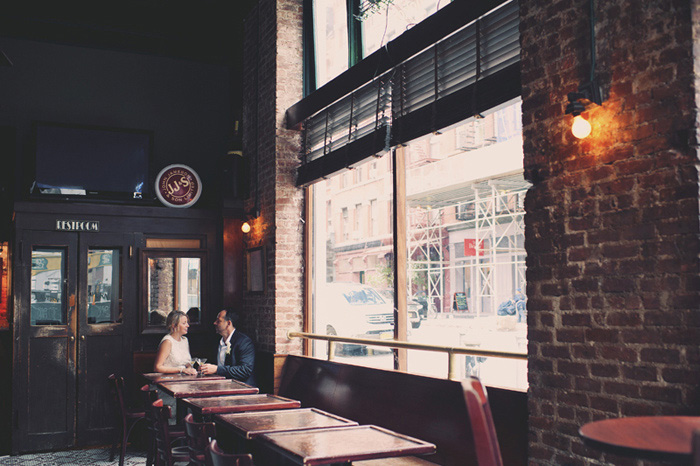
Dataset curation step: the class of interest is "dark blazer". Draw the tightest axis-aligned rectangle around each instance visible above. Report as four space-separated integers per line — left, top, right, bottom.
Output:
215 330 256 386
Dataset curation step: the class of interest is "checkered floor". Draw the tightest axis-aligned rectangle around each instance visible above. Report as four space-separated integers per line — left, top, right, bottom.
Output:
0 447 147 465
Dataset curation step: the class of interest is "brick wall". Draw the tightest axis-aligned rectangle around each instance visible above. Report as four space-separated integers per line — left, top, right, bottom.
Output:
242 0 304 355
521 0 700 464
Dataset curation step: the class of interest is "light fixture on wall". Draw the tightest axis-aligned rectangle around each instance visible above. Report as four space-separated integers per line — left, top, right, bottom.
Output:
241 221 251 234
565 80 602 139
564 0 604 139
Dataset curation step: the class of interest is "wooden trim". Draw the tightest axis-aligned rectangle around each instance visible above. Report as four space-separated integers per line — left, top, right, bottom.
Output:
393 147 407 372
303 187 312 356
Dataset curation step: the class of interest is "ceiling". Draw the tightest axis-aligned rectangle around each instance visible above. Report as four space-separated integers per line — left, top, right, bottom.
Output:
0 0 259 66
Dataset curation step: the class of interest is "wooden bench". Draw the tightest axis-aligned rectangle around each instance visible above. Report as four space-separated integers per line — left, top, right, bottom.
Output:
277 355 527 466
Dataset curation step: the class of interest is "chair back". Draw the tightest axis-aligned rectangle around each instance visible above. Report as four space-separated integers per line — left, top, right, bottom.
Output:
205 439 253 466
463 377 504 466
693 429 700 466
153 399 176 466
184 413 217 466
108 374 127 426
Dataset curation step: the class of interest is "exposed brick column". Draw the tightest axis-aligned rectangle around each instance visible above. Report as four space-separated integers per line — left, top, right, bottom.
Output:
242 0 304 356
521 0 700 464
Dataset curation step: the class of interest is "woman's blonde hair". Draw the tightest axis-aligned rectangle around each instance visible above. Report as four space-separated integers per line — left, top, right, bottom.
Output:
165 310 188 334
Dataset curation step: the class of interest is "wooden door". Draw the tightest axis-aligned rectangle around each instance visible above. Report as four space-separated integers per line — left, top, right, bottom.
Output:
76 232 134 445
13 230 135 453
14 231 78 453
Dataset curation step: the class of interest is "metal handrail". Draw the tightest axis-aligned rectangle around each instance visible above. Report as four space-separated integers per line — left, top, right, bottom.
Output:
287 330 527 380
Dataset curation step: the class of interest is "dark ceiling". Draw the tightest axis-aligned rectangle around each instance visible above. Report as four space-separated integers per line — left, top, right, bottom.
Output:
0 0 259 67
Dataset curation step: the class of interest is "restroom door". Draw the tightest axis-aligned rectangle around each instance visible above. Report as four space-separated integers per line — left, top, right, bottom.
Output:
13 230 134 453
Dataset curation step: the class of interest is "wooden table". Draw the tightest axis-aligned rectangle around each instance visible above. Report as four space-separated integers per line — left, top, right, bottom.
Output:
182 394 300 417
142 372 225 384
216 408 357 440
579 415 700 460
255 425 436 465
157 379 258 421
157 379 258 399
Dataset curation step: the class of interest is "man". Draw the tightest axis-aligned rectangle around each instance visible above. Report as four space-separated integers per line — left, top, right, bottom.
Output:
200 309 256 386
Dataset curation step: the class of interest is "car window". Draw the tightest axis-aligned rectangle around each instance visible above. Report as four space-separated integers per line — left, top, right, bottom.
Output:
342 288 386 305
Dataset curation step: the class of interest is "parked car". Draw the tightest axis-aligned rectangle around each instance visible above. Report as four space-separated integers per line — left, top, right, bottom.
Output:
377 289 423 329
316 283 395 354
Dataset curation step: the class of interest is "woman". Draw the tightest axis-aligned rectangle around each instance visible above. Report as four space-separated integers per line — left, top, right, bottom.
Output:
153 310 197 375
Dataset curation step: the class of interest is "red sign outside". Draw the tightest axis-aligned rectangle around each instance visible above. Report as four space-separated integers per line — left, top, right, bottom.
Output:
464 238 483 256
155 164 202 208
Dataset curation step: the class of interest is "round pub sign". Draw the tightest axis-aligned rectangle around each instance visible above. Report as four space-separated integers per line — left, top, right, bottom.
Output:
155 164 202 208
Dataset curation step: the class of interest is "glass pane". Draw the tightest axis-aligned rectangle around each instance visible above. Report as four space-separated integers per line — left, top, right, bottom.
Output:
87 249 122 324
404 98 528 390
312 155 395 369
31 248 66 325
313 0 349 87
361 0 446 57
147 257 201 326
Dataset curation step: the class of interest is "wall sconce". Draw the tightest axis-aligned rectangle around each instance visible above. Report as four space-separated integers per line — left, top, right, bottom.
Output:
565 80 602 139
564 0 604 139
241 221 251 234
240 209 260 234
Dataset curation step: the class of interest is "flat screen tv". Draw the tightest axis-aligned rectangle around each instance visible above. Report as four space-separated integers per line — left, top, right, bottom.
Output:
31 122 153 202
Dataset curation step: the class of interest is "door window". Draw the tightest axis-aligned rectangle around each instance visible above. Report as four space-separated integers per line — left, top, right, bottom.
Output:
31 248 66 325
87 248 122 324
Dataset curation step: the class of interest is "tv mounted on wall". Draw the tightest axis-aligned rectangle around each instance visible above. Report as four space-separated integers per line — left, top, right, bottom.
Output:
30 122 154 202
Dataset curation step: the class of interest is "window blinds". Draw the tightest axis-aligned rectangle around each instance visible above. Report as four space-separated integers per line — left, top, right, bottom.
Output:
297 0 520 187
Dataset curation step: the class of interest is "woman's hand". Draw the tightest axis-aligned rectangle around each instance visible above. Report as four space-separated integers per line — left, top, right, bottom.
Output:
182 366 197 376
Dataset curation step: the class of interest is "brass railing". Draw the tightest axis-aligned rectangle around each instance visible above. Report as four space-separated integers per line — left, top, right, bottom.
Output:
287 330 527 381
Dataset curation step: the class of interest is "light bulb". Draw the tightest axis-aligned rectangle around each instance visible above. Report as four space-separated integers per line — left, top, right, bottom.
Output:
241 221 251 234
571 115 592 139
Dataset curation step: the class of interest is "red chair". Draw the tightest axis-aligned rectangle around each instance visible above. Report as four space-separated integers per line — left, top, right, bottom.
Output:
463 377 504 466
205 439 254 466
153 399 190 466
184 413 217 466
108 374 146 466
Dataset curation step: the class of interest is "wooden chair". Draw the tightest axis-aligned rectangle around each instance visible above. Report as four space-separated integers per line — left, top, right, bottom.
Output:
108 374 146 466
184 413 217 466
463 377 504 466
205 439 254 466
693 429 700 466
153 399 190 466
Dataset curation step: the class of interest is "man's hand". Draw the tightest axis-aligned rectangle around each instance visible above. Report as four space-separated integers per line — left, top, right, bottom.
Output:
200 363 218 375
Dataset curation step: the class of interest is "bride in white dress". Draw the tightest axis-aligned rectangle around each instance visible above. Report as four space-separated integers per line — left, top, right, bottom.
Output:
154 310 197 375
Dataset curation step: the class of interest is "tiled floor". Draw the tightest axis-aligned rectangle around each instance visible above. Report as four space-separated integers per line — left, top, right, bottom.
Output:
0 447 147 465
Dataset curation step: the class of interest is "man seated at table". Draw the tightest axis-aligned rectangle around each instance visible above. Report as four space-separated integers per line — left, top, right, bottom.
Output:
200 309 256 386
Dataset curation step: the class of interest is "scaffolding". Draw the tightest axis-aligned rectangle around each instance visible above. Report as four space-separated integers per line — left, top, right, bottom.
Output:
407 173 528 315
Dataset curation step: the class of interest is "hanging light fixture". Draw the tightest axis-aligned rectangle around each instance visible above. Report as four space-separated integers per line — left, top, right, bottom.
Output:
564 0 604 139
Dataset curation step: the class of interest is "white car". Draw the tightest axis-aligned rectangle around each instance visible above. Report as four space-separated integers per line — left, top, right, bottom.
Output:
315 283 395 353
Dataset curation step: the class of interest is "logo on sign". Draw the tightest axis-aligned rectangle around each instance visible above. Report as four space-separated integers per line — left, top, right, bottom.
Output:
155 164 202 208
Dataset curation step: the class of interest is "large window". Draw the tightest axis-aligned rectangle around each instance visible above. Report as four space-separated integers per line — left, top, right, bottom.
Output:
301 0 525 389
308 0 448 90
310 99 528 389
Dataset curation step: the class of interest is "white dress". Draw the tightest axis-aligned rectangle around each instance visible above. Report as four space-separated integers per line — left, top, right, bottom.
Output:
159 334 192 370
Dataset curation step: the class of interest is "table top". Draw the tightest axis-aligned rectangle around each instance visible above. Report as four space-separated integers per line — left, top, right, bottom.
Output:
256 424 436 465
182 394 301 415
579 415 700 460
157 379 259 398
216 408 358 439
142 372 225 384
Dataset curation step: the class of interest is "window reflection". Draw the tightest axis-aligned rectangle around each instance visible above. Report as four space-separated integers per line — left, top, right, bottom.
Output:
31 248 66 325
147 256 201 326
87 249 122 324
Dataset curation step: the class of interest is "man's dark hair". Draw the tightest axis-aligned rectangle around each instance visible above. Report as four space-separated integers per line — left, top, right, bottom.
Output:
222 308 240 326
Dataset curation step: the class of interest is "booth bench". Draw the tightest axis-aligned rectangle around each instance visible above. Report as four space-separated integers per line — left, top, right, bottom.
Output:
277 355 527 466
